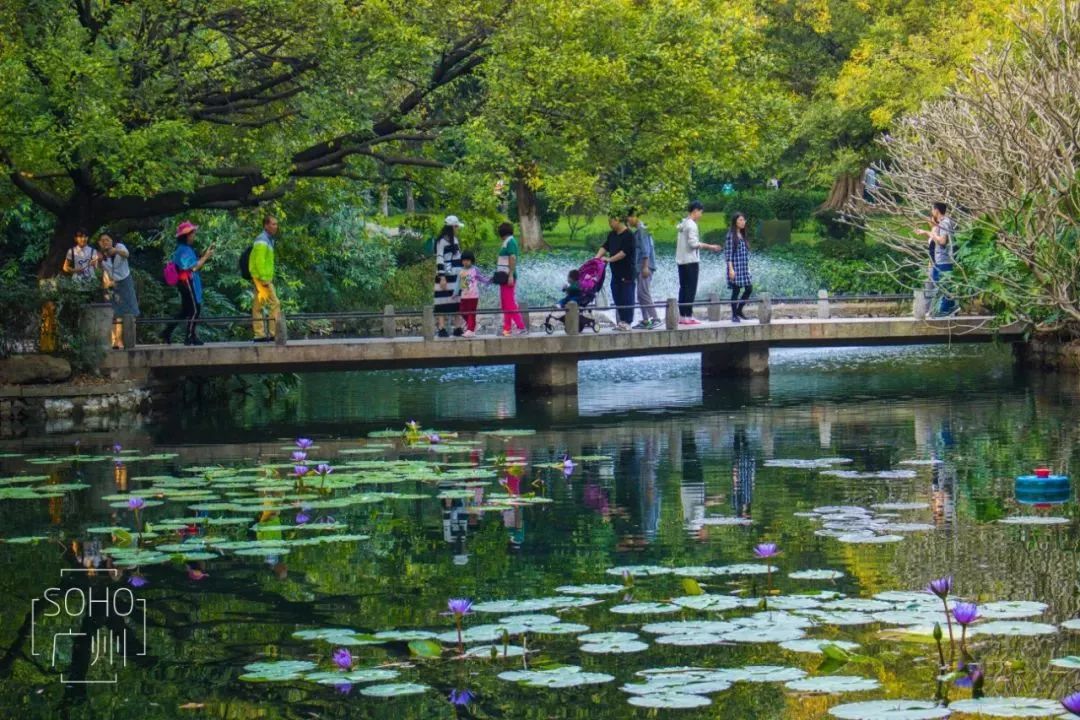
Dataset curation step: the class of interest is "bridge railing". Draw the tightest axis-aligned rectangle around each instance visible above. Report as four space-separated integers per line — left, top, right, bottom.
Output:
119 288 931 348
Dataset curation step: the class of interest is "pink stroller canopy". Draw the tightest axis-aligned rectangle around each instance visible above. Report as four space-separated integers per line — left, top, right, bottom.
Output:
577 258 606 295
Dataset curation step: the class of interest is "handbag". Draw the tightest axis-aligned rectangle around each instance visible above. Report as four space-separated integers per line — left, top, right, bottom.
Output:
493 240 512 285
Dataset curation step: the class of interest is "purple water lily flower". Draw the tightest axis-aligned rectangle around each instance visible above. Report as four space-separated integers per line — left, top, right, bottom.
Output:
293 465 309 477
428 433 441 444
754 542 779 559
1063 692 1080 716
952 602 979 626
449 689 475 706
296 438 314 450
333 681 352 695
128 574 148 588
446 598 473 617
127 496 146 510
291 450 308 463
112 443 123 455
954 662 982 688
927 575 953 599
316 463 333 476
332 647 353 670
295 511 310 525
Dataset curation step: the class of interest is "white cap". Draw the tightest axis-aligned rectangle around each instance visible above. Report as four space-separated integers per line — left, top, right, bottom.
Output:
444 215 465 227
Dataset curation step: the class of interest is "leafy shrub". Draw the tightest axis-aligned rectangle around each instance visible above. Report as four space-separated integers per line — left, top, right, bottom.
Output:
766 242 915 294
0 278 105 372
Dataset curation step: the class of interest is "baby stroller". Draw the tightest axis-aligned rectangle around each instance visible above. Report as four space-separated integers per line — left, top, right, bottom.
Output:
543 257 605 334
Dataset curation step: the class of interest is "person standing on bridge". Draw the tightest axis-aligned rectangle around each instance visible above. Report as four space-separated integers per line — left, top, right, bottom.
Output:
596 213 637 331
434 216 465 338
725 212 752 323
627 208 661 330
249 215 281 342
675 200 721 325
916 202 958 317
162 221 213 346
496 221 527 336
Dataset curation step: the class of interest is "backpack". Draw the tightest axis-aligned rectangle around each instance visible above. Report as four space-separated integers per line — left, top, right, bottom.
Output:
238 244 254 281
163 261 179 286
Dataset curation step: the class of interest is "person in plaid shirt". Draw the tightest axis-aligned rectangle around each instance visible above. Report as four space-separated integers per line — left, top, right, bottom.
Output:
725 213 752 322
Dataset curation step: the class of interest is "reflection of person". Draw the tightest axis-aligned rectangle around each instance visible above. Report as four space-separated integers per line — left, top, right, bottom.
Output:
680 431 706 534
931 419 956 526
442 497 469 565
731 429 755 517
503 506 524 551
639 435 662 542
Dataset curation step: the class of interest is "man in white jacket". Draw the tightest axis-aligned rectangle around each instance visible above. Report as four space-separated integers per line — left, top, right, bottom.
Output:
675 201 721 325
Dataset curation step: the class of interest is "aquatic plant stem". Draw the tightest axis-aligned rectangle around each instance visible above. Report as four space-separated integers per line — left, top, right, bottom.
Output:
455 615 463 655
941 597 956 664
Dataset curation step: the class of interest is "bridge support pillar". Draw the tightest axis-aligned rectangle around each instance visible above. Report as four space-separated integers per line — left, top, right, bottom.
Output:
701 342 769 377
515 357 578 395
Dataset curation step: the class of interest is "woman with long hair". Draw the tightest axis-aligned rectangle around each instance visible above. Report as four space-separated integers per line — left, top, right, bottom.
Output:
725 212 752 323
496 222 526 335
433 216 465 337
162 221 213 345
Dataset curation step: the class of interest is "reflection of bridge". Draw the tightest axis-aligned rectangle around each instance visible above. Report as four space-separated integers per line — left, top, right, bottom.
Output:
105 311 1025 393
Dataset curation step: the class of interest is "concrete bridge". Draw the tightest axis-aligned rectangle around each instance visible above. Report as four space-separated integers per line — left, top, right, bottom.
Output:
103 297 1024 393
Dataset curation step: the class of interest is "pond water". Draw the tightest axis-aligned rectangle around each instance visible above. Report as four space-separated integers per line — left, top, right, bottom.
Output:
3 345 1080 719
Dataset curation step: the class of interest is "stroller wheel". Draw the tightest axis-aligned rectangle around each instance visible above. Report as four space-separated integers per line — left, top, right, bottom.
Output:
591 322 600 333
544 322 554 335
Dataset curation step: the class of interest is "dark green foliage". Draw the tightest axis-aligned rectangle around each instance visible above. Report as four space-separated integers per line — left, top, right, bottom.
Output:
0 279 104 371
768 240 915 294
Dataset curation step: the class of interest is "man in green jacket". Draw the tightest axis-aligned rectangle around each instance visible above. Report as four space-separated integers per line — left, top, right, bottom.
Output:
250 215 281 342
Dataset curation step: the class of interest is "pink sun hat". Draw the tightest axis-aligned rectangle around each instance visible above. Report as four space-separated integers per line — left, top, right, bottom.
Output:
175 220 198 238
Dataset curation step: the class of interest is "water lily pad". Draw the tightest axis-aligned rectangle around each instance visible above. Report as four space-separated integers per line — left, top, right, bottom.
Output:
767 596 825 611
360 683 430 697
872 502 931 510
971 621 1057 637
499 666 614 688
1050 656 1080 669
800 610 877 626
998 516 1070 525
2 535 49 544
578 631 640 643
628 693 712 709
673 566 727 577
654 633 729 647
305 669 400 684
872 609 948 626
736 665 807 683
556 584 624 596
948 697 1061 717
837 533 905 544
373 630 439 642
715 563 778 575
829 700 951 719
824 599 893 612
1061 619 1080 631
643 620 738 636
472 596 600 614
463 644 526 659
671 594 743 612
724 626 806 643
605 565 672 577
780 639 861 654
581 638 649 654
697 516 754 526
735 612 814 630
610 602 680 615
785 676 881 694
979 601 1048 619
240 660 317 682
790 569 845 580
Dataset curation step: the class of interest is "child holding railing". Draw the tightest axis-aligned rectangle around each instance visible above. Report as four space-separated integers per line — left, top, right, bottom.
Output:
457 251 489 338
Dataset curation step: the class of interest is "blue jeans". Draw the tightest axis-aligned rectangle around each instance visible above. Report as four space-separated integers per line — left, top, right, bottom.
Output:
611 277 636 325
931 263 956 315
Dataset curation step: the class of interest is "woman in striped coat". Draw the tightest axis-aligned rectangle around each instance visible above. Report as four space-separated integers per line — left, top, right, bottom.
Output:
434 216 465 338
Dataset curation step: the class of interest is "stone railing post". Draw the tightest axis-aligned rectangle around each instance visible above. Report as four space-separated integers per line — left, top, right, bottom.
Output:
565 301 580 335
914 283 931 320
707 293 721 322
383 305 396 338
665 298 678 330
759 293 772 325
275 312 287 346
817 289 830 320
121 314 137 349
521 307 531 332
422 306 435 340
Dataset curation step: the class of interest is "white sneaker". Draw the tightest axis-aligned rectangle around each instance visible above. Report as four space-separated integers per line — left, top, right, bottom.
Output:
615 322 631 331
463 330 475 338
513 327 529 336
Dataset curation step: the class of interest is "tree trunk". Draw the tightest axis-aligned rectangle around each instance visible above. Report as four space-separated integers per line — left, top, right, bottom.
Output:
379 186 390 217
514 178 545 251
404 183 415 214
819 172 862 213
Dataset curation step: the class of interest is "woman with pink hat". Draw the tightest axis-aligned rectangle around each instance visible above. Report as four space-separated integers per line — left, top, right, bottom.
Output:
162 221 214 345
